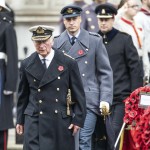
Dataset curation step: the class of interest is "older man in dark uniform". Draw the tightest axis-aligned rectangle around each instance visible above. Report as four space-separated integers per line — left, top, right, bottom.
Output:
0 1 18 149
94 3 143 150
16 25 86 150
53 5 113 150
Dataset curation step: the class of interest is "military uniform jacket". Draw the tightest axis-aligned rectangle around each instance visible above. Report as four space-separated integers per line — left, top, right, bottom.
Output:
17 50 86 150
98 28 143 104
0 15 18 130
53 28 113 115
81 2 99 32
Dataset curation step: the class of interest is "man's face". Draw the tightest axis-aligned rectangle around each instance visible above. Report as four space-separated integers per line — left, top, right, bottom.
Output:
98 18 114 33
63 16 81 35
126 0 139 17
33 37 53 57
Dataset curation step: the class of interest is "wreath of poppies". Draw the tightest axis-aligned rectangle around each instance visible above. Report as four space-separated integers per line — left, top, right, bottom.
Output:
123 86 150 149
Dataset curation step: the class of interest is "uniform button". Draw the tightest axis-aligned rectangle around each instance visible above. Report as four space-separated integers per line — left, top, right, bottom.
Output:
88 18 92 21
57 88 60 91
54 110 58 114
91 25 95 29
34 79 36 82
105 42 108 44
91 26 95 29
86 10 90 14
56 99 59 102
82 74 85 77
58 76 60 80
86 48 88 51
85 61 88 64
39 100 42 103
38 89 41 92
40 111 43 115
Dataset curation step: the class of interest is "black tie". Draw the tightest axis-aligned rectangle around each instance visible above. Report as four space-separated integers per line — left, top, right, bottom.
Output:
71 36 76 45
42 59 47 69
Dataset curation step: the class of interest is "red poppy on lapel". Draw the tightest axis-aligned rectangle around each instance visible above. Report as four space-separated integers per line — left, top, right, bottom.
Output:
78 50 84 55
58 66 64 71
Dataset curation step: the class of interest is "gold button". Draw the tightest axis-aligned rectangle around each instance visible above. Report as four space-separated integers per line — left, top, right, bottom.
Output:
34 79 36 82
39 100 42 103
56 99 58 102
82 74 85 77
57 88 60 91
86 10 90 14
40 111 43 115
38 89 41 92
91 25 95 29
85 61 88 64
88 18 92 21
58 76 60 80
55 110 58 114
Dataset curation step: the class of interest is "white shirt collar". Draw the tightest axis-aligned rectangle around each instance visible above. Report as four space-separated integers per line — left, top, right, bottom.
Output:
39 49 55 68
67 29 81 39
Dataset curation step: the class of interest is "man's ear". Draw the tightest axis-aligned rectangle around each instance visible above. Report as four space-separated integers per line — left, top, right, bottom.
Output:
79 16 82 23
50 37 54 45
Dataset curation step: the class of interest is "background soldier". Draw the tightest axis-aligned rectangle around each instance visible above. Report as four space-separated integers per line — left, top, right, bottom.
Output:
53 5 113 150
135 0 150 76
81 0 107 32
95 3 143 150
0 0 18 149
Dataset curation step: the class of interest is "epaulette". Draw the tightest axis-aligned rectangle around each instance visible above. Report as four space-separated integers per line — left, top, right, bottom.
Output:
64 53 74 60
54 35 60 38
89 32 100 37
2 16 12 24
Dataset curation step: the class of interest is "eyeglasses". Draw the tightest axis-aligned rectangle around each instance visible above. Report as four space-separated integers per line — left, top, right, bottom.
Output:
128 5 139 9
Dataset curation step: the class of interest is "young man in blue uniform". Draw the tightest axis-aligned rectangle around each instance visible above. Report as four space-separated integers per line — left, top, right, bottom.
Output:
53 5 113 150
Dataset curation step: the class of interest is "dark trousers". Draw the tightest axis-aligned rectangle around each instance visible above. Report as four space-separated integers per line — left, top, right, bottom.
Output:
92 115 107 150
110 103 125 150
0 130 8 150
92 103 125 150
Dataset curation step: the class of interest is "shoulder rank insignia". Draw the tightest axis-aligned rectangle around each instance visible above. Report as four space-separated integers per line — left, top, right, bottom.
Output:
64 53 74 60
89 32 100 37
54 35 60 38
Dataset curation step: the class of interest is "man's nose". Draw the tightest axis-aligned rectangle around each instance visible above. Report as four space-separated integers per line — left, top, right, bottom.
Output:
39 42 45 47
69 19 75 24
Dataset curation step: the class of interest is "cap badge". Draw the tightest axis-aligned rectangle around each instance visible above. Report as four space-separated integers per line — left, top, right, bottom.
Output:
36 27 44 34
101 9 106 14
67 8 73 14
